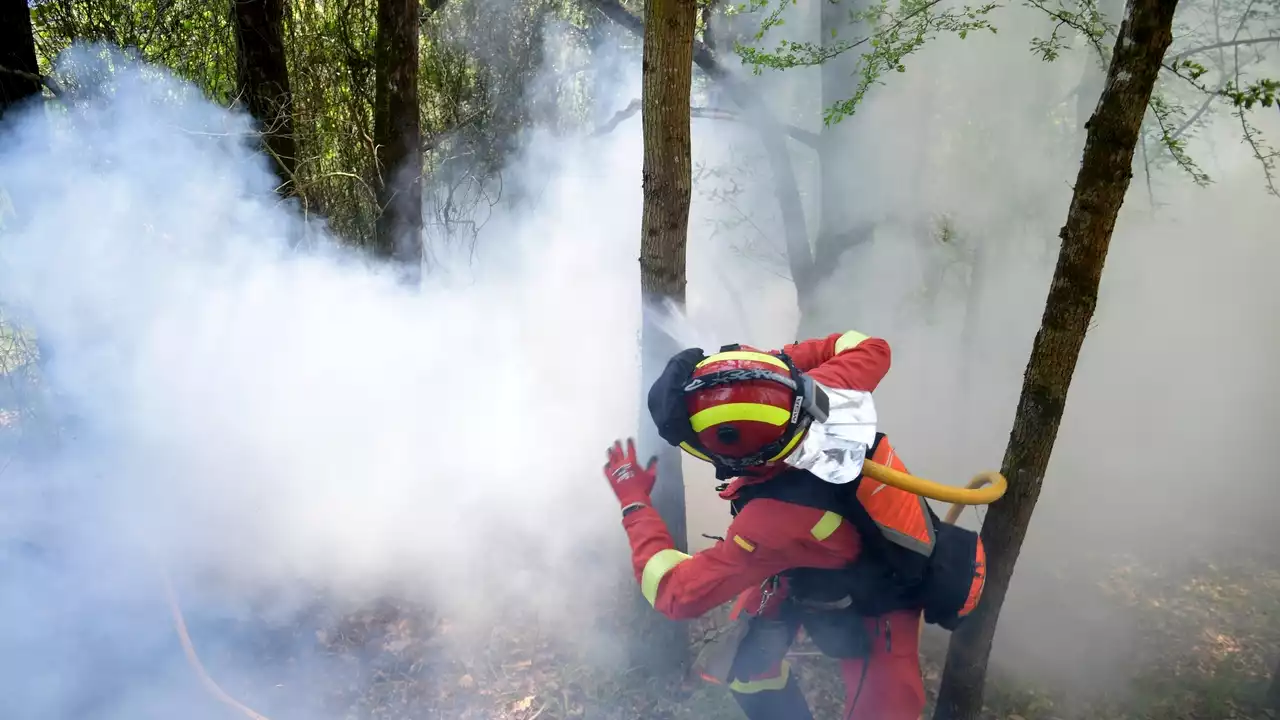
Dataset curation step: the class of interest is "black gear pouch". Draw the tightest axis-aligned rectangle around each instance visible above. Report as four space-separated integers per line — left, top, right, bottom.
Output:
727 616 799 681
796 606 872 660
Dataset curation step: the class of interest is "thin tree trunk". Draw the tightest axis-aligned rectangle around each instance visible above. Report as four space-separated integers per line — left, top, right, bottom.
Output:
1076 0 1130 128
0 0 42 119
374 0 423 284
635 0 696 675
231 0 299 199
802 0 874 337
688 44 814 323
932 0 1178 717
1267 655 1280 709
639 0 695 303
588 0 814 317
954 234 988 465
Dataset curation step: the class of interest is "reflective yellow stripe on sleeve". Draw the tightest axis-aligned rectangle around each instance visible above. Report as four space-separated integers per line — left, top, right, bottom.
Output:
811 511 843 541
834 330 870 354
640 548 691 606
729 660 791 694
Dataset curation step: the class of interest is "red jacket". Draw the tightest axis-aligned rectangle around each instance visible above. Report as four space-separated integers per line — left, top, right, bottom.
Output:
623 330 902 621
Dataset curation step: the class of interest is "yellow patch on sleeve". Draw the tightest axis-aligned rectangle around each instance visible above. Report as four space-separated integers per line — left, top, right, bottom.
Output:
732 535 757 552
810 511 843 541
834 330 871 354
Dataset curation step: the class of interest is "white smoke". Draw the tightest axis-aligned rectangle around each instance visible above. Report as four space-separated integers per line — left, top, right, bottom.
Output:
0 42 668 718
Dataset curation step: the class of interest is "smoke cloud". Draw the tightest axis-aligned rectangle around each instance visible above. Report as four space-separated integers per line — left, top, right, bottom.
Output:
0 40 664 718
4 1 1280 716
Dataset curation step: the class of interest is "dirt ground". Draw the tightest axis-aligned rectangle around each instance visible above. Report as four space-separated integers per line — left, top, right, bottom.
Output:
179 546 1279 720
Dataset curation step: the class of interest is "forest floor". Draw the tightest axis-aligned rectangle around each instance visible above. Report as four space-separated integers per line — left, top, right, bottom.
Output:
209 548 1280 720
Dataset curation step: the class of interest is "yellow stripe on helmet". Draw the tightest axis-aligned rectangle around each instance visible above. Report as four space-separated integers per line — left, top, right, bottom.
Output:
689 402 790 433
679 441 712 462
767 426 806 461
696 351 789 371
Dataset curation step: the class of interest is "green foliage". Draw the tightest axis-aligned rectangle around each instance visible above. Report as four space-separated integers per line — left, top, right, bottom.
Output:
734 0 998 124
1024 0 1112 62
30 0 239 101
25 0 589 247
1147 93 1213 187
1028 0 1279 196
1223 77 1280 110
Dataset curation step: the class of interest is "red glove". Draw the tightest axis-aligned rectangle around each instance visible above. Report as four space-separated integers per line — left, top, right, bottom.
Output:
603 438 657 512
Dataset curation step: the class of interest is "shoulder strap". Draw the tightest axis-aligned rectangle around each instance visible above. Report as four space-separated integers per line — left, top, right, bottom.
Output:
730 470 894 564
728 431 888 519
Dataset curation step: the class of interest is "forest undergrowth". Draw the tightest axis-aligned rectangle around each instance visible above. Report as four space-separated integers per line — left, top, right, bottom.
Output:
186 548 1280 720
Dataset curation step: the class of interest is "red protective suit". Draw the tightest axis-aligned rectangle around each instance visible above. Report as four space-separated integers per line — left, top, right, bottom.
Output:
620 331 927 720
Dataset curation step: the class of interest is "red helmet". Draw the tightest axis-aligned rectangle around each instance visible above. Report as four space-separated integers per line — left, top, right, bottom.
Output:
648 344 827 479
686 347 798 461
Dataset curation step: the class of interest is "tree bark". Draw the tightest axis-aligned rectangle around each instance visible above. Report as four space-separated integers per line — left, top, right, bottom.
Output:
589 0 814 314
634 0 697 674
1075 0 1130 128
374 0 424 284
0 0 42 119
231 0 299 199
1269 655 1280 710
639 0 695 302
931 1 1179 718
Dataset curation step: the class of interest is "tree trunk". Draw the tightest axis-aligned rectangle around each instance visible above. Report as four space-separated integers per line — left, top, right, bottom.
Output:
587 0 813 319
634 0 696 675
931 0 1178 717
801 0 874 337
1075 0 1129 128
1269 655 1280 710
0 0 42 119
231 0 299 199
374 0 423 284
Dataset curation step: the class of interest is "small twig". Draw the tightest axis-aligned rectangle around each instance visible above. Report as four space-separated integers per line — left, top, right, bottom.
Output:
1169 35 1280 63
591 98 640 136
591 97 820 148
1234 50 1279 196
1140 134 1155 206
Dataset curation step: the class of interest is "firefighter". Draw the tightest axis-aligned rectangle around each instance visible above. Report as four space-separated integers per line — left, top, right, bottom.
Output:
603 330 987 720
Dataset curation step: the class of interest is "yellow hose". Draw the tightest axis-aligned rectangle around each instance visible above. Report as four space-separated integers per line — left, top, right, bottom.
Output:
162 572 274 720
941 474 1001 525
862 460 1006 508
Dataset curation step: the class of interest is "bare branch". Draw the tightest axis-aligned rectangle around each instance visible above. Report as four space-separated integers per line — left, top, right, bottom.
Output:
1169 35 1280 63
592 96 821 147
1233 22 1279 196
592 98 640 136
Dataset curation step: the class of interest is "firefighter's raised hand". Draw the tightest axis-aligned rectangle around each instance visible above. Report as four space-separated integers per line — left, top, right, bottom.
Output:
603 438 657 510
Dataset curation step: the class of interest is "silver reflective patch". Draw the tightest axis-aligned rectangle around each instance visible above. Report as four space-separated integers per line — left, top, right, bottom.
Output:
782 384 878 485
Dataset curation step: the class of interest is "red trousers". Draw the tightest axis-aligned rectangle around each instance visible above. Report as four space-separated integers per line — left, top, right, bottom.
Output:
722 607 924 720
